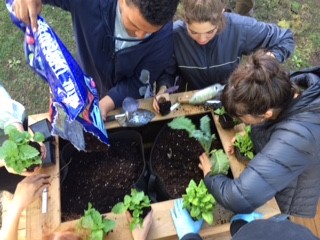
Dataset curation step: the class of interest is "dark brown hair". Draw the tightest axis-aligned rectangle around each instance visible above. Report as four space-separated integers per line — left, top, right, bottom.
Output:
222 50 295 118
179 0 226 33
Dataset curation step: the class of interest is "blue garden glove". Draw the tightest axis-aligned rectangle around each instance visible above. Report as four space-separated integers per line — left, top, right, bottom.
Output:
231 211 264 223
170 198 204 240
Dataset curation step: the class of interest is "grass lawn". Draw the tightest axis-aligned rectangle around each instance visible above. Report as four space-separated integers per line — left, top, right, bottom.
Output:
0 0 319 115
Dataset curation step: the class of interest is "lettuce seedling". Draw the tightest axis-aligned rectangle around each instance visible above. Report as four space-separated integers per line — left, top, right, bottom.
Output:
168 116 230 176
78 202 116 240
234 125 254 160
182 179 216 225
0 125 45 174
112 189 151 231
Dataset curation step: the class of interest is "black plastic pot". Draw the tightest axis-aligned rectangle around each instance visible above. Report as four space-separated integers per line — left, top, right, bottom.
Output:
61 129 148 193
219 114 235 129
234 146 251 165
147 120 206 202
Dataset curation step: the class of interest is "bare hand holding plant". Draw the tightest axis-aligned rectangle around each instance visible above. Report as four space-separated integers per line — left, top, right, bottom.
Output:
198 152 212 177
126 209 153 240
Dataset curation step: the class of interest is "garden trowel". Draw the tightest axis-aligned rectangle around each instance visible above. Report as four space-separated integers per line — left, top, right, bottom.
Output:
105 109 155 127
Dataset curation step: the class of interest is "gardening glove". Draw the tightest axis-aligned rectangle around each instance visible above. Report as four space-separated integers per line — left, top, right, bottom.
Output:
170 198 203 239
231 211 263 223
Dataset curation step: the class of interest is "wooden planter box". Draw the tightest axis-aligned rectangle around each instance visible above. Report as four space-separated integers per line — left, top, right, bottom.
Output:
22 91 280 240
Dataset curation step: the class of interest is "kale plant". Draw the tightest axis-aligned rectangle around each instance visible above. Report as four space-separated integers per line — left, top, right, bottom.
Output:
182 179 216 225
112 189 151 231
78 202 116 240
0 125 45 173
168 116 230 176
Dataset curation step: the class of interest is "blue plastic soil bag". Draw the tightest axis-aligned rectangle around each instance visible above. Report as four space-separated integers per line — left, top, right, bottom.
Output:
6 0 109 150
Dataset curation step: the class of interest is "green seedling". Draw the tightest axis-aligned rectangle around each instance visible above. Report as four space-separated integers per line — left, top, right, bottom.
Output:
78 202 116 240
0 125 45 174
182 179 216 225
234 125 254 160
112 189 151 231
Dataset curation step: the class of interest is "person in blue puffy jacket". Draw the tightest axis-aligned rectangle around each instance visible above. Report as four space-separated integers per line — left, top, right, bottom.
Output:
199 50 320 218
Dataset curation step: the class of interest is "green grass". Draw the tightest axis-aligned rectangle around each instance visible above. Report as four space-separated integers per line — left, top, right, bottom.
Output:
0 4 74 115
1 0 319 114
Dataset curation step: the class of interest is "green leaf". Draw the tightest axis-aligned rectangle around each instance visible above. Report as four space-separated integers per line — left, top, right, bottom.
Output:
111 202 126 214
102 219 116 234
202 211 214 225
168 117 196 135
33 132 45 142
210 149 230 176
19 145 39 160
89 229 103 240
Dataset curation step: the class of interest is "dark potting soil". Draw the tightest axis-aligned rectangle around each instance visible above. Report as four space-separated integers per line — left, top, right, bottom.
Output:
60 138 144 222
151 127 222 199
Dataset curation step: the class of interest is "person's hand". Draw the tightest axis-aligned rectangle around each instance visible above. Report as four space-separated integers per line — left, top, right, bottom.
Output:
170 199 203 239
126 209 153 240
231 212 263 223
152 86 168 113
198 152 212 177
227 136 236 154
12 174 50 212
13 0 42 32
99 96 115 121
39 142 47 161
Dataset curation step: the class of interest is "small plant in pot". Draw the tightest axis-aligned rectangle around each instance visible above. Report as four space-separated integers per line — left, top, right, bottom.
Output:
155 86 179 116
77 202 116 240
214 107 235 129
233 125 254 163
0 125 45 174
168 115 230 176
112 189 151 231
182 179 216 225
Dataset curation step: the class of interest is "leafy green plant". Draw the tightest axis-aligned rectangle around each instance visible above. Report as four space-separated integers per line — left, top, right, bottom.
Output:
78 202 116 240
168 116 230 175
112 189 151 231
233 125 254 160
182 179 216 225
0 125 45 174
213 106 227 116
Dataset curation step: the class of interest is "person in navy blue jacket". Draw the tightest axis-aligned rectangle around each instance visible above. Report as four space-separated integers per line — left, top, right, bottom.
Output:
153 0 295 113
13 0 180 118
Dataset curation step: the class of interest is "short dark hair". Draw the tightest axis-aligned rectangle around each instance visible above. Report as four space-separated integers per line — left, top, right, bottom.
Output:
179 0 226 34
126 0 180 26
222 50 294 118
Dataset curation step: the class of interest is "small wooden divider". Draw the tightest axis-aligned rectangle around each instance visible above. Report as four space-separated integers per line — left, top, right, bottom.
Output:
17 91 282 239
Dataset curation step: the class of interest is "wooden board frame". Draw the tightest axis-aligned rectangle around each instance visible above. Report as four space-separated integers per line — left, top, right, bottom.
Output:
24 91 280 240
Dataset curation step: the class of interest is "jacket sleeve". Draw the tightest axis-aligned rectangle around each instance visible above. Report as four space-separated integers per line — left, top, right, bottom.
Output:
155 54 177 92
204 123 312 213
107 24 174 107
0 85 26 129
238 15 295 63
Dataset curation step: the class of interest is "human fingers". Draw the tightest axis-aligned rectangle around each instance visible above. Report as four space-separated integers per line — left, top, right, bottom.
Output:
125 211 133 223
227 145 234 154
142 209 153 227
39 142 47 160
29 4 41 32
152 97 160 113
